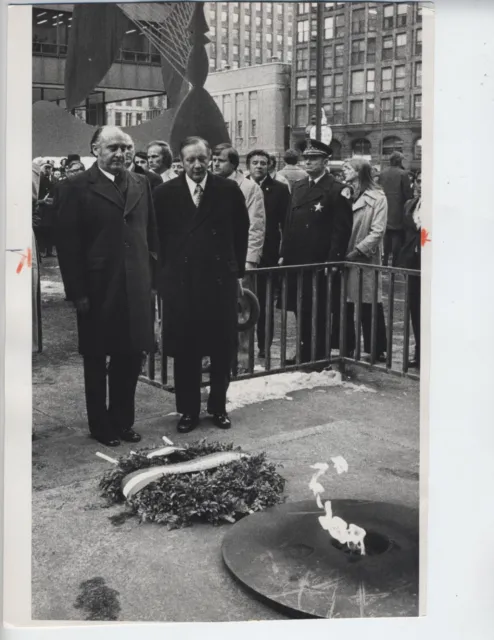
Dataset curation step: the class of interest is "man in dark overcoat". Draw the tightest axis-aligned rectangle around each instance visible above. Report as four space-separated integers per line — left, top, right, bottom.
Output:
57 126 159 446
153 136 249 433
246 148 290 357
123 136 163 190
280 139 353 364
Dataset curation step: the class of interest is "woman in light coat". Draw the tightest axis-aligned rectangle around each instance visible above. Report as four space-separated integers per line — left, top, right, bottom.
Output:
342 156 388 360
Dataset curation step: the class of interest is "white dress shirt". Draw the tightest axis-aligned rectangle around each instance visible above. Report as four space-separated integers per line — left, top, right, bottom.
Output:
185 172 208 202
99 167 116 182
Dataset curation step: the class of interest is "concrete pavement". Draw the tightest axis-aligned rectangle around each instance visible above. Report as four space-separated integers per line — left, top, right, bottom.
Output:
32 260 420 622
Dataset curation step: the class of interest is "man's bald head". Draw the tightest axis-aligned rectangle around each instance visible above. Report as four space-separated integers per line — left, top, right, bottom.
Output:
90 126 132 175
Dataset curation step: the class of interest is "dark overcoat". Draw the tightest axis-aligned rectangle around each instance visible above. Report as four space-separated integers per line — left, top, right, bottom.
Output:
280 173 353 311
258 174 290 267
57 163 159 355
397 197 421 271
378 165 414 231
153 172 249 358
133 164 163 190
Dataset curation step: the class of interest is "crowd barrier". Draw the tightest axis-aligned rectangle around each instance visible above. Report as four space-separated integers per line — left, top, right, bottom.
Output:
140 261 421 390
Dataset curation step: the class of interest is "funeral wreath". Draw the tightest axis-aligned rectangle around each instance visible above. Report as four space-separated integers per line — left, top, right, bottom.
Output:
99 440 285 529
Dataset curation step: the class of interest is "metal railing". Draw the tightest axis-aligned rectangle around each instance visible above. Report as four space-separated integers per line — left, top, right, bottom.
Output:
140 261 420 391
33 43 161 65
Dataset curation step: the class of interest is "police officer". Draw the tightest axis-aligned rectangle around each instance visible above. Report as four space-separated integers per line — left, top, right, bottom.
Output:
279 139 352 364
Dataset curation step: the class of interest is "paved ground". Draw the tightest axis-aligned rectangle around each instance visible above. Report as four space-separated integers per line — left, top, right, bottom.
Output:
32 259 420 622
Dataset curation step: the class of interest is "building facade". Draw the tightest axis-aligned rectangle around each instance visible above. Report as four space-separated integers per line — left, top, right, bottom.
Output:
205 2 294 71
291 2 423 168
205 62 292 165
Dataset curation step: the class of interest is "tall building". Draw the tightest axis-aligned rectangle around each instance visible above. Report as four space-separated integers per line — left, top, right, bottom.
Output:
291 2 423 168
206 62 291 164
205 2 294 71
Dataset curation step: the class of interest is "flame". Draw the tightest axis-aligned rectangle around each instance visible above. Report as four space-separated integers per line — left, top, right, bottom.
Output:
309 459 366 555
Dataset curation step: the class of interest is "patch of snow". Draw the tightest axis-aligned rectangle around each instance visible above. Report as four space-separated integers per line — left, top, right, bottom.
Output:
218 369 376 412
41 279 65 297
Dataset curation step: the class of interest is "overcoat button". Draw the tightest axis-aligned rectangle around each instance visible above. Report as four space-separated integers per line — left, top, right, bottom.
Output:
212 229 217 235
215 254 220 261
184 257 188 263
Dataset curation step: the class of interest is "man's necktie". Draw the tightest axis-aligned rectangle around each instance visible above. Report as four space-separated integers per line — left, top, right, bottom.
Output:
114 171 126 197
309 180 315 188
193 183 203 208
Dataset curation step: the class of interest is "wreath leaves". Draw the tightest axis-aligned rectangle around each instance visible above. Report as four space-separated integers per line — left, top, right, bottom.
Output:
99 440 285 529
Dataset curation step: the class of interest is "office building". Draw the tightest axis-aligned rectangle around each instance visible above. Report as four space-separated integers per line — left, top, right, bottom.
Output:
291 2 423 168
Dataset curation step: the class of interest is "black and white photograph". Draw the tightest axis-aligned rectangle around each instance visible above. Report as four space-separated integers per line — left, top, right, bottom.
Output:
27 0 429 623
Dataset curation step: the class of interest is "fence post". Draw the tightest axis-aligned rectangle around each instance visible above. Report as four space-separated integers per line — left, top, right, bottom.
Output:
338 265 348 375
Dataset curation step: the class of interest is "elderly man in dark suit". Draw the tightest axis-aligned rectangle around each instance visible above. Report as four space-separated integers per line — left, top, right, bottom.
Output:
153 136 249 433
280 139 353 364
246 148 290 357
57 126 159 446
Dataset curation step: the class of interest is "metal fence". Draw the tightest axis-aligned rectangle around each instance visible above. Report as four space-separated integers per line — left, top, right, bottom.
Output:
140 261 420 390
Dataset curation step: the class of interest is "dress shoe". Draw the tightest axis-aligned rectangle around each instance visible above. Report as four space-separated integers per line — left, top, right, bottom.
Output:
408 359 420 369
285 358 296 365
258 349 266 358
177 414 199 433
91 433 120 447
120 429 141 443
209 412 232 429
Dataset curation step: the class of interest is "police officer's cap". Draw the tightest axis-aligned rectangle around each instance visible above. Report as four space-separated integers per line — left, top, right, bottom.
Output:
298 139 332 158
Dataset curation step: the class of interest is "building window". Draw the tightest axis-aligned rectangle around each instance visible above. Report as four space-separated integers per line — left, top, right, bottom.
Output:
245 14 251 26
221 27 227 39
277 34 283 46
395 65 406 90
351 8 365 35
351 70 365 94
381 97 392 122
367 37 376 62
255 16 261 26
237 120 243 137
233 13 239 24
335 43 344 67
366 69 375 92
314 46 329 73
126 100 132 107
393 96 405 120
267 33 273 44
333 102 344 125
334 73 344 97
382 35 393 60
368 7 377 32
383 4 394 29
115 111 122 126
351 39 365 65
353 138 371 155
296 48 308 71
310 47 317 69
223 94 231 133
350 100 364 123
324 16 334 39
209 26 216 37
267 3 272 13
256 33 261 43
413 94 422 119
221 11 227 22
365 100 375 123
255 48 261 63
381 67 392 92
415 61 422 87
250 118 257 136
267 48 273 58
416 4 423 23
331 138 342 159
136 113 143 125
233 28 239 41
322 103 332 119
397 3 408 27
295 104 308 127
267 17 273 27
309 76 317 98
298 19 309 42
335 13 345 38
244 45 251 59
125 112 132 127
309 103 317 121
298 3 309 14
414 138 422 160
323 75 332 98
396 33 407 59
296 77 308 99
415 29 423 55
383 136 404 157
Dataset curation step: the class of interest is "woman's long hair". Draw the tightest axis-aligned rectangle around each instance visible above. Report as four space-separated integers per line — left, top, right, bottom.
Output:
349 156 383 194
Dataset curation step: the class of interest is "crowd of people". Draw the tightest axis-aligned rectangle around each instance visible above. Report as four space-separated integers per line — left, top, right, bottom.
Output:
32 125 421 446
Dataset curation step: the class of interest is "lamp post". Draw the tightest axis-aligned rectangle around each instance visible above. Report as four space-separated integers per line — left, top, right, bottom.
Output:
369 102 385 169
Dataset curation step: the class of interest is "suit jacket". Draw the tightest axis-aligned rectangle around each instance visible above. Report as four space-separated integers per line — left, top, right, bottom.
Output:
133 163 162 190
57 163 159 355
397 197 421 271
281 172 353 265
153 172 250 357
257 174 290 266
379 166 414 231
229 170 265 265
